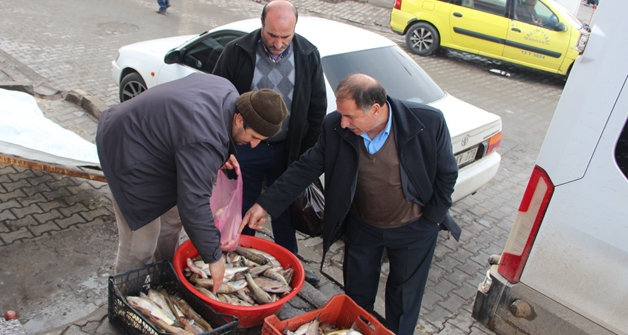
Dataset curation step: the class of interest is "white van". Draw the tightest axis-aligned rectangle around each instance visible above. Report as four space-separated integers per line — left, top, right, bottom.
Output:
471 2 628 334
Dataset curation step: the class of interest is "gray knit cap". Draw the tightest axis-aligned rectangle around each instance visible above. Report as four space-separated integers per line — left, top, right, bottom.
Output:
236 89 289 137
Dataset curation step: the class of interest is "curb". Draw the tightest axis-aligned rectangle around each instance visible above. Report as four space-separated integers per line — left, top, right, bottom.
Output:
65 89 109 120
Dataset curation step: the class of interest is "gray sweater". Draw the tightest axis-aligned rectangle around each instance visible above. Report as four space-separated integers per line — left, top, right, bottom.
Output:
96 73 238 263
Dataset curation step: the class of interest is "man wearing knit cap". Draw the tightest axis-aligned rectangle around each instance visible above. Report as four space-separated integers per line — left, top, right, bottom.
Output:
96 73 287 294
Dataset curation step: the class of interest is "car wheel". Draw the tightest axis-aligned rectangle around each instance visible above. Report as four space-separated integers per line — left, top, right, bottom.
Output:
119 72 147 103
406 22 440 56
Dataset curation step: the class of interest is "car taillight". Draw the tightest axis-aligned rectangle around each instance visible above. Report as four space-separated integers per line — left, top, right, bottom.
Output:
486 132 501 156
394 0 402 10
498 165 554 283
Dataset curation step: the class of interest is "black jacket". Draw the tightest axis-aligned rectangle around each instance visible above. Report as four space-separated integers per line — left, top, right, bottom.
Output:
256 96 461 261
212 29 327 165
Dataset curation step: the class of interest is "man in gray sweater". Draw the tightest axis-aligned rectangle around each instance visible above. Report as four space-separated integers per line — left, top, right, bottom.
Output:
96 73 287 293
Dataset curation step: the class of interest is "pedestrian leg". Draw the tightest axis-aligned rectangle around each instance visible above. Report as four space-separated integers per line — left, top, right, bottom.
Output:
343 215 385 313
112 198 161 274
153 205 182 262
384 217 440 334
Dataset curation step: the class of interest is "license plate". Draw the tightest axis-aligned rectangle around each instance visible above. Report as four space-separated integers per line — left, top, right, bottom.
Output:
456 146 478 166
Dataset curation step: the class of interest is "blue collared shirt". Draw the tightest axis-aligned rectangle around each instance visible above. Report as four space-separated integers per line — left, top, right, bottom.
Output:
259 39 292 63
361 103 392 154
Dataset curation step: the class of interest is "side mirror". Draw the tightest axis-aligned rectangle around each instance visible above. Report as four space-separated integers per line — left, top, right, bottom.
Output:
555 22 567 32
164 50 181 64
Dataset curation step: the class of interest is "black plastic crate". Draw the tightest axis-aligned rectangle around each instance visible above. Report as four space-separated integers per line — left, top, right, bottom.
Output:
108 260 238 335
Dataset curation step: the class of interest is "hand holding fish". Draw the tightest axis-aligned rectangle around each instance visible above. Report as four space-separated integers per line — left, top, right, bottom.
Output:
240 203 267 233
220 154 240 174
208 258 226 295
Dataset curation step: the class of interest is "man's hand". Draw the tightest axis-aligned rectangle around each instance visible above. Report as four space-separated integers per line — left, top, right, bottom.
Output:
208 258 226 295
220 238 238 252
220 154 240 174
239 203 268 233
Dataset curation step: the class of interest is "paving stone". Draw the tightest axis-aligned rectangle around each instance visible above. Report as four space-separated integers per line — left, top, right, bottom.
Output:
27 173 56 187
3 179 30 192
438 294 469 314
0 199 22 213
1 227 33 244
16 193 48 207
42 187 71 202
55 213 87 229
47 176 80 189
33 209 63 224
21 183 53 197
58 203 89 217
10 202 43 219
29 221 61 236
0 217 12 232
6 168 37 182
429 279 460 299
79 207 113 222
38 198 69 213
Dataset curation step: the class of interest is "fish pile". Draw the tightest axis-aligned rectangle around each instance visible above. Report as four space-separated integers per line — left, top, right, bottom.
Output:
183 246 295 306
285 317 364 335
123 287 213 335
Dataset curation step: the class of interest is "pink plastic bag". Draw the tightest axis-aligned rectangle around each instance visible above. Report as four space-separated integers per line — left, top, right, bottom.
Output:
210 168 242 252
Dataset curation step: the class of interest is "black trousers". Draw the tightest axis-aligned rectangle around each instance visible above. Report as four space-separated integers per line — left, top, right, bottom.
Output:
343 214 440 335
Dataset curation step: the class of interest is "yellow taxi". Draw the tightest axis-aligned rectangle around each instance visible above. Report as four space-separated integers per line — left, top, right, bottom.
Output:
390 0 590 75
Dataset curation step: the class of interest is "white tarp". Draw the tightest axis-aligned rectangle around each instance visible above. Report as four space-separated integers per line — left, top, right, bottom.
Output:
0 88 100 167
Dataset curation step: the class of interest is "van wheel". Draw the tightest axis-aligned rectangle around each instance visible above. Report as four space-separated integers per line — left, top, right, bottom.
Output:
406 22 440 56
119 72 147 103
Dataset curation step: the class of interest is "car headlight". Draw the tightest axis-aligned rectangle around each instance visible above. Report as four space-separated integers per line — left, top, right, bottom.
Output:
114 51 120 62
576 30 589 53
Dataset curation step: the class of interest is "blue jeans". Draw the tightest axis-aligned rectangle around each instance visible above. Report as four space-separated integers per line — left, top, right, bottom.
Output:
157 0 169 11
237 141 298 254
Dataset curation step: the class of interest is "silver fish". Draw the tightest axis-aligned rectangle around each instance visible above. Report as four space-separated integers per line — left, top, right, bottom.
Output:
126 295 176 326
171 295 213 331
254 277 292 294
305 314 320 335
235 246 270 265
235 287 256 305
194 285 219 301
244 272 272 304
263 268 289 286
146 289 176 321
187 258 208 278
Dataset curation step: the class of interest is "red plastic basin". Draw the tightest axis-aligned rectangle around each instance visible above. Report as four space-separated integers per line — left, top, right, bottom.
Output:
173 235 305 328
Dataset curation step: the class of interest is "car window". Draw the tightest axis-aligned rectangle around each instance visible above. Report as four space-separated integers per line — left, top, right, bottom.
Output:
454 0 507 16
322 46 445 104
514 0 556 28
182 32 243 73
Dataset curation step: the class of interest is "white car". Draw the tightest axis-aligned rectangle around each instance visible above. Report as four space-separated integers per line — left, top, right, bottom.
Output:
111 17 502 202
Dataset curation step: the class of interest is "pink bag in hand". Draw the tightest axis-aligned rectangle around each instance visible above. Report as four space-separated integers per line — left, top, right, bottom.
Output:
210 168 242 252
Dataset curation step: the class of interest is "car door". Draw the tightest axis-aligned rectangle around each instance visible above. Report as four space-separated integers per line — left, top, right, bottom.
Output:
157 30 244 85
448 0 509 58
503 0 570 72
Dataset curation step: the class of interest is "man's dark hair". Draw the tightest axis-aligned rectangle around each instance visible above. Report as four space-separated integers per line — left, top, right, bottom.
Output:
261 1 299 24
336 74 387 113
234 112 251 130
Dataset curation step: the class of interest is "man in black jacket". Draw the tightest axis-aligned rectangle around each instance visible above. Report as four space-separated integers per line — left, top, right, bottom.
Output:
213 0 326 284
241 74 460 334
